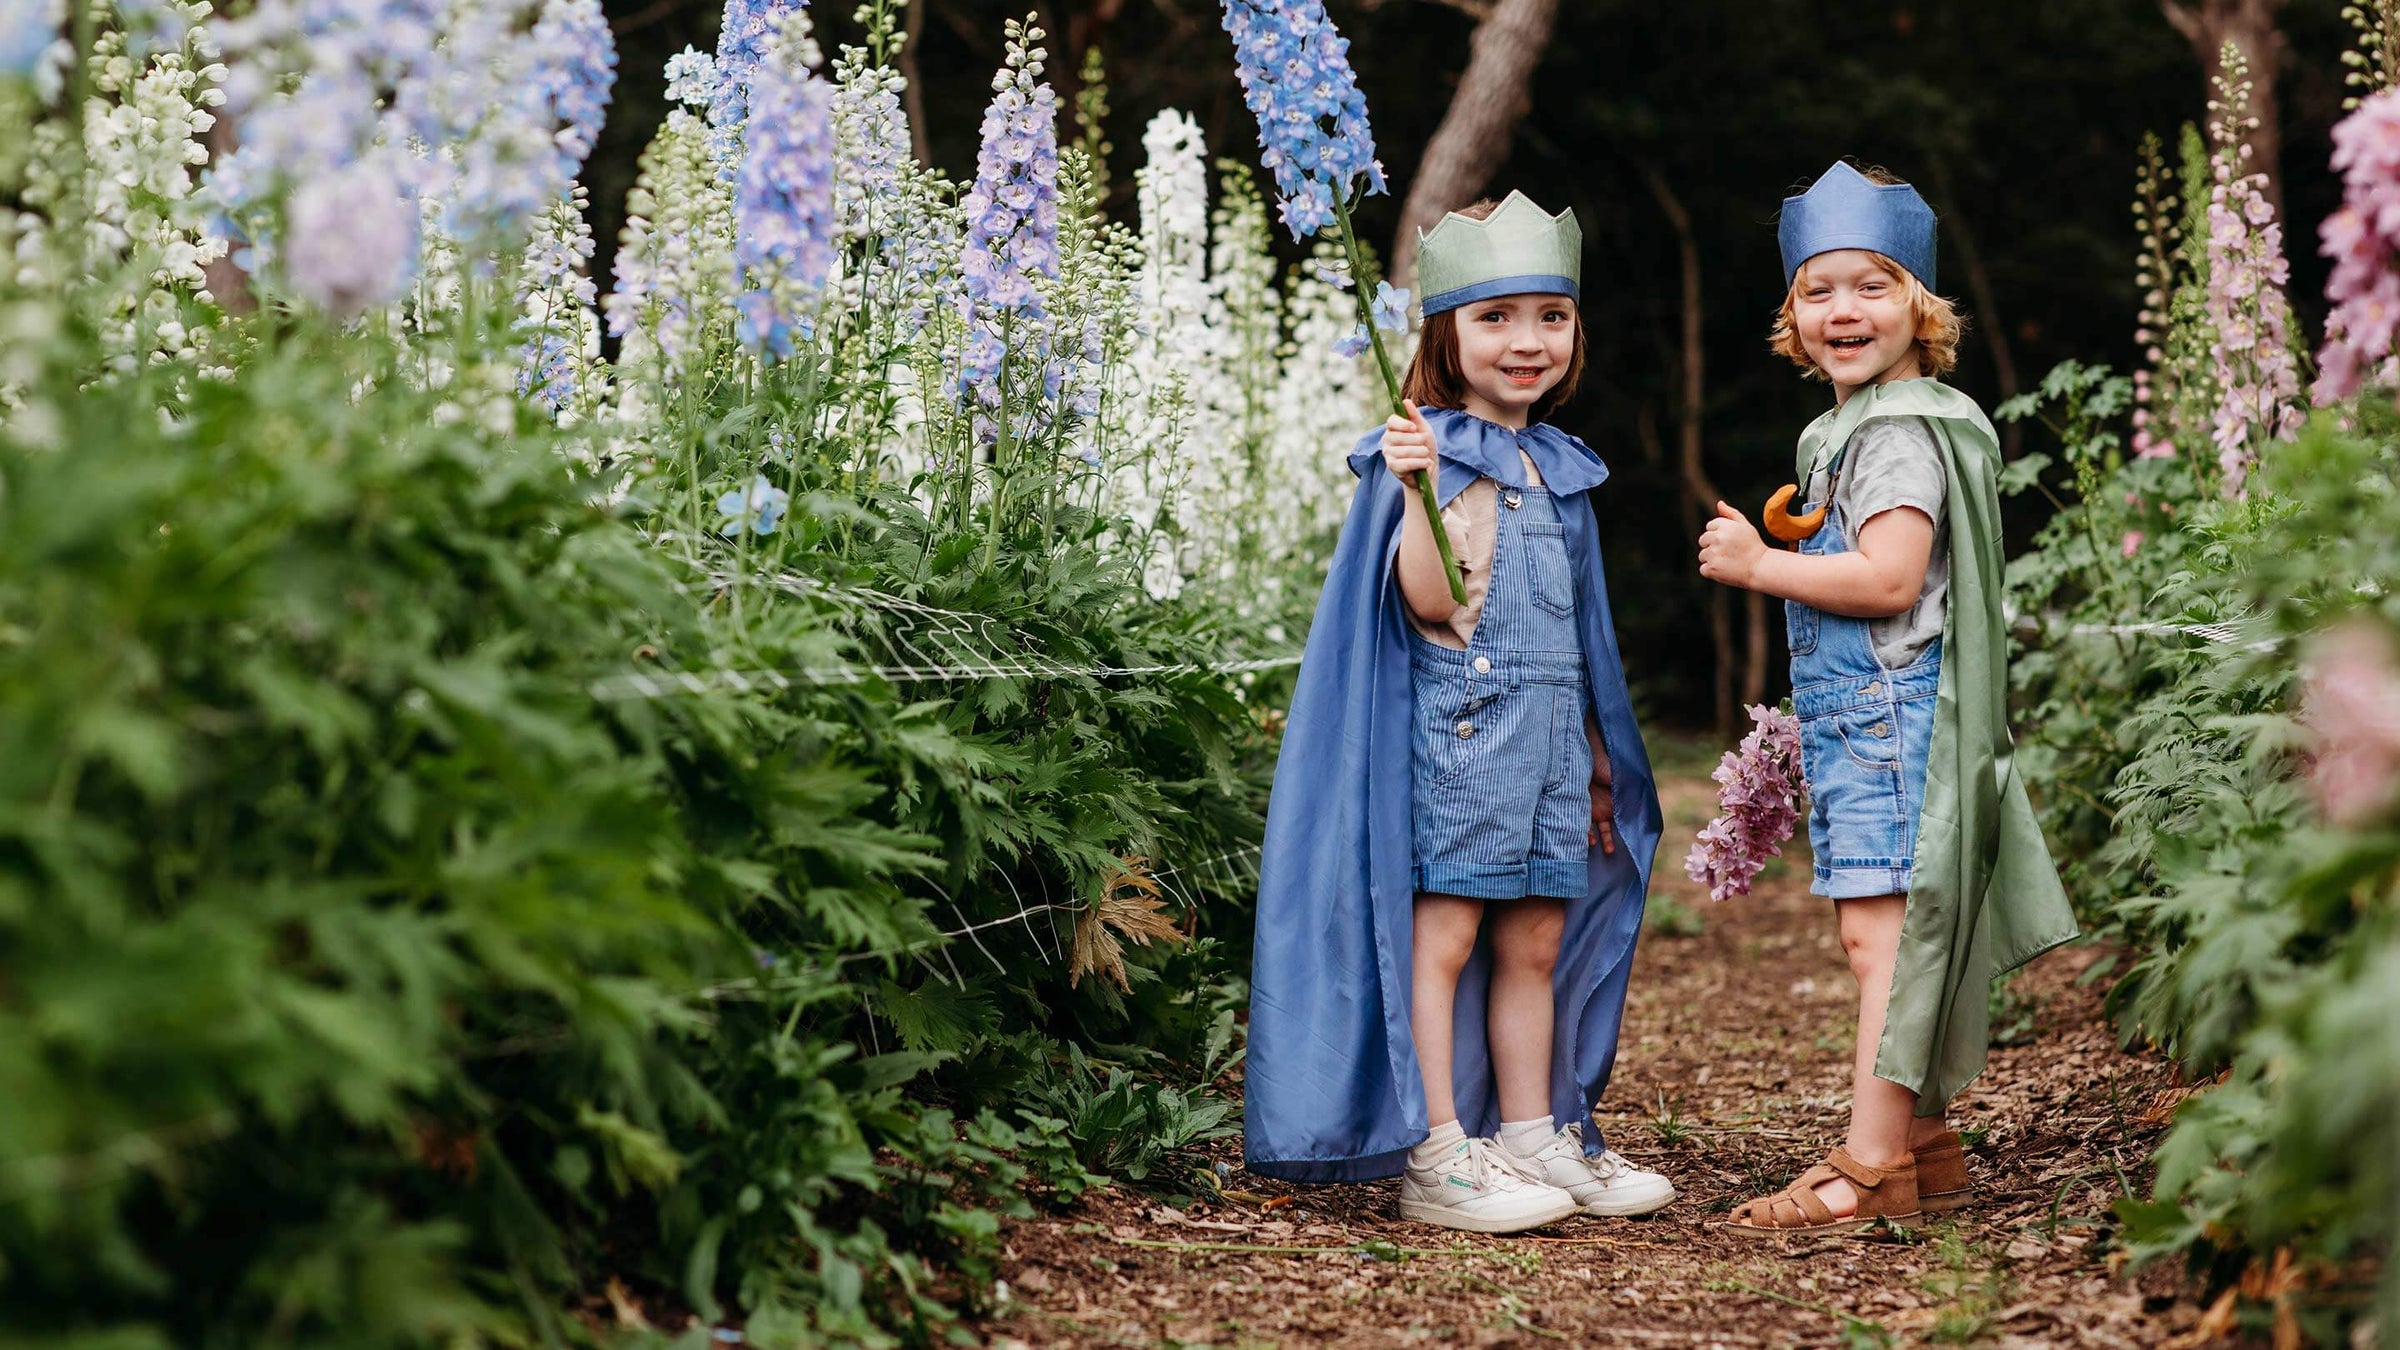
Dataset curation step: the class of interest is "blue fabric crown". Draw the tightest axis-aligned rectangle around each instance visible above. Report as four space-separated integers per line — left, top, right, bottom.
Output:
1777 161 1938 290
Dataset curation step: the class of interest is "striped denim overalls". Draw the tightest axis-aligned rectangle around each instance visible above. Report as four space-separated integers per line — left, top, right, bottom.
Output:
1409 482 1592 901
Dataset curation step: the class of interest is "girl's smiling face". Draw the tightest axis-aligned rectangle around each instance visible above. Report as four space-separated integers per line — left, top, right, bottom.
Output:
1792 250 1923 400
1455 294 1578 428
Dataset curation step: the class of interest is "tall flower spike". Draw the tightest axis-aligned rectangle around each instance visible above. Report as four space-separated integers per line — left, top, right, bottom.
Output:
2316 86 2400 405
708 0 805 160
731 10 835 358
954 15 1061 444
1219 0 1385 240
2200 40 2304 495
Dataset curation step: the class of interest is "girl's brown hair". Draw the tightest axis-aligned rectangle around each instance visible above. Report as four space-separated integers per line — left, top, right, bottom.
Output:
1398 199 1588 423
1767 167 1963 380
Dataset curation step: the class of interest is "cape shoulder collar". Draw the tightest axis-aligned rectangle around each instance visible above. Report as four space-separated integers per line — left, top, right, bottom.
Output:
1347 407 1610 506
1797 378 1997 480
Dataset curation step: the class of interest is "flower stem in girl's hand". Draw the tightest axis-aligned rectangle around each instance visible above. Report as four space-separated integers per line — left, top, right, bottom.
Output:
1686 704 1805 902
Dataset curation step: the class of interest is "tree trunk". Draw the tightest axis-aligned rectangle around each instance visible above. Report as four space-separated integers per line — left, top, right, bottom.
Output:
1641 164 1752 736
1388 0 1559 290
1926 160 2021 458
2160 0 2287 220
900 0 931 167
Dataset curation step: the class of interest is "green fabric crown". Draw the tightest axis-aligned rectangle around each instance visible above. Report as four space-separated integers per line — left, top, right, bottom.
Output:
1414 191 1583 316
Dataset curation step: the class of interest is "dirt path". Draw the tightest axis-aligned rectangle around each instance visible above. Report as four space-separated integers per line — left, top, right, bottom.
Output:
978 759 2218 1348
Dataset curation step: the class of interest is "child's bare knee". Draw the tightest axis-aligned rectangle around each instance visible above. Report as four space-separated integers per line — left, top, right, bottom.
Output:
1415 902 1482 974
1492 904 1564 977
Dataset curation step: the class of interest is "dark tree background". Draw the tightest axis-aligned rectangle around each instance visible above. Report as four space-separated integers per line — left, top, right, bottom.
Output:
590 0 2355 730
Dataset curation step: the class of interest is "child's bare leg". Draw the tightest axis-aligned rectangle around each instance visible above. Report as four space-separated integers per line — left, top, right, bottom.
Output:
1486 897 1566 1122
1411 893 1485 1127
1815 895 1917 1215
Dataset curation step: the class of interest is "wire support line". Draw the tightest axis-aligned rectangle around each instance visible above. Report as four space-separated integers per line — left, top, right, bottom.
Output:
2059 618 2281 650
588 654 1302 700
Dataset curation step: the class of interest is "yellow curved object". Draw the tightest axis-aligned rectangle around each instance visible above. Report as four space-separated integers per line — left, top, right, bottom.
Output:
1763 483 1826 544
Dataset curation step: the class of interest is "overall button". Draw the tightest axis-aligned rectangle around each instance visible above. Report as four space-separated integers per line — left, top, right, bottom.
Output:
1862 681 1884 697
1471 656 1493 674
1455 721 1477 739
1502 491 1523 510
1868 721 1892 737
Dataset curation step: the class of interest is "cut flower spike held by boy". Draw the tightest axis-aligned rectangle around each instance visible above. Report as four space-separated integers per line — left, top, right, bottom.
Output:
1245 193 1673 1234
1697 162 2079 1235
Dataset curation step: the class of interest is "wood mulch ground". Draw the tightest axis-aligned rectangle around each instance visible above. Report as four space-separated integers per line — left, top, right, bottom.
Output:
975 752 2223 1349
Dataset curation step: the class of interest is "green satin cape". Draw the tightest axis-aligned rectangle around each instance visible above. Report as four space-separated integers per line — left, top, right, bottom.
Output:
1794 379 2080 1110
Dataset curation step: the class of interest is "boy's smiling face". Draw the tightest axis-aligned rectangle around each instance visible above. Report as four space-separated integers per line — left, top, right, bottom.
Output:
1792 250 1923 399
1456 294 1578 427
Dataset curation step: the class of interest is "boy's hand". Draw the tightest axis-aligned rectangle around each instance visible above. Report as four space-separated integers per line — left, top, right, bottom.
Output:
1380 399 1438 485
1587 723 1616 855
1698 501 1768 589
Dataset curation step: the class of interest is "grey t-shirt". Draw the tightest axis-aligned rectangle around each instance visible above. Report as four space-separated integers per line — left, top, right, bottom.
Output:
1802 416 1947 669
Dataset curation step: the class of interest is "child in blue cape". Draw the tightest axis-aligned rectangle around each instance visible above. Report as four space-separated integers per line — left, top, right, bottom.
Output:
1698 163 2078 1235
1245 194 1672 1233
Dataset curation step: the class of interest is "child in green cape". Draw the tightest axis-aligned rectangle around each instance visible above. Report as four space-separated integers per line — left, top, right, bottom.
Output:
1695 162 2079 1235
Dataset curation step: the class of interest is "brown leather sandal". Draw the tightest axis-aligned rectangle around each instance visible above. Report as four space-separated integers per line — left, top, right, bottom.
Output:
1724 1147 1921 1237
1914 1131 1972 1214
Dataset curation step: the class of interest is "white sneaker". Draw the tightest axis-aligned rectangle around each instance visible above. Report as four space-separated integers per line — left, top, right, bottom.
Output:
1512 1123 1678 1217
1398 1135 1580 1233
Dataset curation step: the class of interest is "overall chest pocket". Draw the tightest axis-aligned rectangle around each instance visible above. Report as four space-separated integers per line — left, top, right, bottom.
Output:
1522 522 1576 618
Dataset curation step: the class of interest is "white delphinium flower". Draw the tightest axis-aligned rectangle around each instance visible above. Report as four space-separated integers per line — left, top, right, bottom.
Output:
1206 159 1281 488
1103 110 1215 596
33 5 227 368
604 90 736 386
1261 238 1379 598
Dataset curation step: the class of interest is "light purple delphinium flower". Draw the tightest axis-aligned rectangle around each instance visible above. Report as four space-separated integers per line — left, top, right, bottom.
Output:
1219 0 1386 240
954 17 1061 444
730 15 835 357
1371 280 1409 334
284 159 418 315
1684 704 1805 903
2316 88 2400 405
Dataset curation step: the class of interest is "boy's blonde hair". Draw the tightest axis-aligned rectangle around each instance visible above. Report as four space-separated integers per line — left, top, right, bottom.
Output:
1768 165 1963 381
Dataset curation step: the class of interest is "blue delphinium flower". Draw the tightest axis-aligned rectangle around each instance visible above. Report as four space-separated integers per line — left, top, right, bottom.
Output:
708 0 805 155
1219 0 1386 240
517 332 577 410
1371 280 1409 333
532 0 617 181
1332 324 1370 359
731 26 836 358
716 475 791 534
955 18 1060 443
0 2 54 77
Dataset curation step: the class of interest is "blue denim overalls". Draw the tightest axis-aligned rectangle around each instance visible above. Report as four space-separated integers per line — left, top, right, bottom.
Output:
1410 481 1592 901
1786 458 1941 900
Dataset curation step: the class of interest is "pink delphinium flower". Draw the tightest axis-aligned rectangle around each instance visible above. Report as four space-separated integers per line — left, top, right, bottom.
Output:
1684 704 1805 902
2122 531 2145 558
2201 53 2304 497
2316 88 2400 405
2302 621 2400 827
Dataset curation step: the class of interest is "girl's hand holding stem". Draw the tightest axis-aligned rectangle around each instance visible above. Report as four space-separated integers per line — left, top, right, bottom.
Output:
1385 400 1462 624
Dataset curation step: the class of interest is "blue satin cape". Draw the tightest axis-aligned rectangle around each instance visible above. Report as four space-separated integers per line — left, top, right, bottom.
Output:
1243 408 1662 1183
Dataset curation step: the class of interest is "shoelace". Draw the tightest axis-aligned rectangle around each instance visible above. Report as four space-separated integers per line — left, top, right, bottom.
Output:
1455 1136 1545 1190
1552 1124 1634 1181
